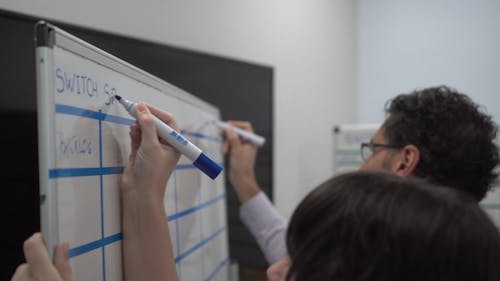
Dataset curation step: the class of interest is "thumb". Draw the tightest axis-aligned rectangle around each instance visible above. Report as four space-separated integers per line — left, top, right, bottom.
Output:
23 233 58 278
54 243 75 281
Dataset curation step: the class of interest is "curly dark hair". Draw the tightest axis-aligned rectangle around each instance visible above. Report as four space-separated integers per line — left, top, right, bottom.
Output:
383 86 499 201
286 171 500 281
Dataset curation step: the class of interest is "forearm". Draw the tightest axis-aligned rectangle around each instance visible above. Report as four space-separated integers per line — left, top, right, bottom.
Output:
232 177 261 203
121 193 178 281
240 192 288 263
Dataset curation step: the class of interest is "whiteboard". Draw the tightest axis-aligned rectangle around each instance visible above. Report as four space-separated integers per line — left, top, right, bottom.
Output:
36 22 229 281
333 123 500 227
332 124 379 174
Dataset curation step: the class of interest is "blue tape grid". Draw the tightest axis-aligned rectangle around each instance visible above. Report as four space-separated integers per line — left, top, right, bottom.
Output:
69 233 123 257
67 193 225 259
54 103 228 280
167 194 225 222
55 104 223 142
205 257 230 281
175 226 225 263
174 171 182 279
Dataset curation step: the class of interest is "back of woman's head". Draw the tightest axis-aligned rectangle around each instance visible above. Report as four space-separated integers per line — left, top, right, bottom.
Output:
286 171 500 281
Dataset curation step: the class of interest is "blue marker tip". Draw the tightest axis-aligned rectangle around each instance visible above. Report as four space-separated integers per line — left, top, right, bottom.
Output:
193 153 223 179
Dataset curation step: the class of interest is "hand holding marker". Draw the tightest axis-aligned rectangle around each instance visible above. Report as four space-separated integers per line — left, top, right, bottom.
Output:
115 95 223 179
213 120 266 147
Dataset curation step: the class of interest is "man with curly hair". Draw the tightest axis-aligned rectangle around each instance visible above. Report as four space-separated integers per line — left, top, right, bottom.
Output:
223 85 499 264
361 85 499 201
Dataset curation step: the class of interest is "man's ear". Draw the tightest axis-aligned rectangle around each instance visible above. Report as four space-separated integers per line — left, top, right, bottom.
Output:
392 144 420 177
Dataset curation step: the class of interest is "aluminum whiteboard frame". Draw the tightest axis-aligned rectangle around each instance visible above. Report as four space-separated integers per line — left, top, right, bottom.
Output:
35 21 222 257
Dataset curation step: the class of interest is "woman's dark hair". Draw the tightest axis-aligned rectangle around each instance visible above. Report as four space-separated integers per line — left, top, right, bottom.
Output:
286 171 500 281
383 85 499 201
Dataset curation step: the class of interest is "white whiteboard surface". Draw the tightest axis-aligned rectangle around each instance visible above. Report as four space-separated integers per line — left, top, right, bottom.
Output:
333 123 500 228
36 22 229 281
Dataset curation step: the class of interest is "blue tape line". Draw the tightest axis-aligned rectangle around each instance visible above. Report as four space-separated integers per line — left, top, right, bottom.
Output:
56 104 105 120
68 230 228 279
181 130 222 143
173 171 182 279
65 194 225 257
69 227 226 263
103 114 134 125
56 103 221 141
175 226 226 264
98 114 107 281
48 163 223 179
167 194 225 222
69 233 122 258
204 257 230 281
49 167 124 178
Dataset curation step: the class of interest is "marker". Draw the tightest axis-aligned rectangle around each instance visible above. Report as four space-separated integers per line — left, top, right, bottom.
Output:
115 95 223 179
213 120 266 147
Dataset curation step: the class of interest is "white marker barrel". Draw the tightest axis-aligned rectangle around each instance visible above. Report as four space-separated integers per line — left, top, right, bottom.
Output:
214 120 266 147
118 96 223 179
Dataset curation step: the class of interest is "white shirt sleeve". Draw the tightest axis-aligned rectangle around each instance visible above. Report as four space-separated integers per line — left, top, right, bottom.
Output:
239 191 288 264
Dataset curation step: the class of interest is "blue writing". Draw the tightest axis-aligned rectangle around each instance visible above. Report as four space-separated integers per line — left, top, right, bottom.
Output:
55 68 119 107
63 72 75 93
55 69 100 97
58 132 93 156
170 131 188 146
87 77 98 97
75 75 81 94
104 83 117 106
56 68 65 93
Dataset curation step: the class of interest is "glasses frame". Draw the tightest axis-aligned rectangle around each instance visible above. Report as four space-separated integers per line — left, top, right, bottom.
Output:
360 142 403 162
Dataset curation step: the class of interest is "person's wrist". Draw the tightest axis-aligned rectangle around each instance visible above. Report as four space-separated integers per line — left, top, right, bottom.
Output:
232 176 260 203
122 194 166 232
121 187 165 211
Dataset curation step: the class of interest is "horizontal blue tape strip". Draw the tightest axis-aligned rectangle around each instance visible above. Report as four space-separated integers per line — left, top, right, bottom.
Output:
55 103 221 141
175 226 226 264
69 226 226 261
66 195 225 257
103 114 134 125
56 104 105 120
205 257 230 281
48 163 224 179
167 194 225 222
49 167 124 178
69 233 122 258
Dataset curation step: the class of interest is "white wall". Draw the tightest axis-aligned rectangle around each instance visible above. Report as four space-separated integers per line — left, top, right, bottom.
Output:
357 0 500 124
0 0 357 219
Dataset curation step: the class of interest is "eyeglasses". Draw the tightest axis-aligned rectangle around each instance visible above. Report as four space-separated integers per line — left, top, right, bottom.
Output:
360 142 403 162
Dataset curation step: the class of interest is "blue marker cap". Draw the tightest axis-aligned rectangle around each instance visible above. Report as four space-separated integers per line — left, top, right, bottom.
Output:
193 153 224 179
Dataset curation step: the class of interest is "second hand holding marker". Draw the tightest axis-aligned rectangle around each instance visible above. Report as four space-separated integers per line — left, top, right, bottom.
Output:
213 120 266 147
115 95 223 180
